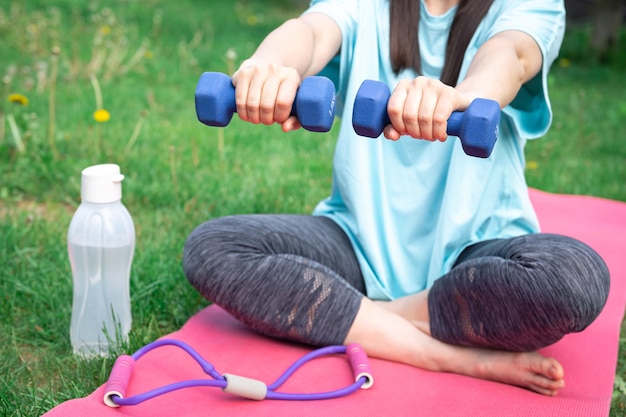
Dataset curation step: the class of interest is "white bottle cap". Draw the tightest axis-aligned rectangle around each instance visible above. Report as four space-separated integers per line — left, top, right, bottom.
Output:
81 164 125 203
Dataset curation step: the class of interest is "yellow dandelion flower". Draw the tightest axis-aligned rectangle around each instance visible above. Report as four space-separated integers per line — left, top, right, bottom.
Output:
246 14 258 26
100 25 112 35
8 93 29 106
526 161 539 170
93 108 111 123
558 58 571 68
144 50 154 60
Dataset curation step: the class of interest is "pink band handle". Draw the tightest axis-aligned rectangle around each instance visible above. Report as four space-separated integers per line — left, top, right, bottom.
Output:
346 343 374 389
103 355 136 407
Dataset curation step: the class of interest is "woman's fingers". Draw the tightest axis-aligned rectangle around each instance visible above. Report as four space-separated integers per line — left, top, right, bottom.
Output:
275 77 300 125
232 62 301 127
386 79 411 139
385 76 470 142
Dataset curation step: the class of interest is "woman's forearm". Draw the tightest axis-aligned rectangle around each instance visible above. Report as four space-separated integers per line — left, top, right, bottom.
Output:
242 13 341 78
455 30 543 107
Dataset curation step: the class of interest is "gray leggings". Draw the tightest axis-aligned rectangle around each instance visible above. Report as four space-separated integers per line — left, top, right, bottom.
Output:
183 214 610 352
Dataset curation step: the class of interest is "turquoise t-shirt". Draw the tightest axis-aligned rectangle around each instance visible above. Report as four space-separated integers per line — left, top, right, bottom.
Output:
306 0 566 300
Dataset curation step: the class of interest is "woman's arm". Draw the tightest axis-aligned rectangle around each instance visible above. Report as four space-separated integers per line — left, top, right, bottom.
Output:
238 13 342 78
456 30 543 107
232 12 342 130
384 30 543 142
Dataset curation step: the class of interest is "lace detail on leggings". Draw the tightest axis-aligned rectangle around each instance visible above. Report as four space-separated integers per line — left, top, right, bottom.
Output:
453 280 491 347
284 265 333 340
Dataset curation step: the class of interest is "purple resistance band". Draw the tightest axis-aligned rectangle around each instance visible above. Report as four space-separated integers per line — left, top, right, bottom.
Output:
103 338 374 407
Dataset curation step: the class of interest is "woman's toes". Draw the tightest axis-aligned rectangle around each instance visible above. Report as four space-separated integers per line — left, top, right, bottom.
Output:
529 384 559 396
529 355 564 380
526 369 565 390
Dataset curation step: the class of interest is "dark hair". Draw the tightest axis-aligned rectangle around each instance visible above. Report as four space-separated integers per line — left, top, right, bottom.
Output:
389 0 495 86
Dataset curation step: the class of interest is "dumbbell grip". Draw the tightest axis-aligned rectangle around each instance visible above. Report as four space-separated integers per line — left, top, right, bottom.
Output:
446 112 464 138
352 84 468 139
352 80 500 158
195 72 336 132
196 72 299 123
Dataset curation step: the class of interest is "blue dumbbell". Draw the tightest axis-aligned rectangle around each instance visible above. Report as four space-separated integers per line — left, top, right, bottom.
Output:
195 72 336 133
351 80 501 158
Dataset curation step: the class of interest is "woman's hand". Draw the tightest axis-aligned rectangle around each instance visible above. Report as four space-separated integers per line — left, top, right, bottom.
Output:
228 12 340 133
232 61 302 132
384 76 471 141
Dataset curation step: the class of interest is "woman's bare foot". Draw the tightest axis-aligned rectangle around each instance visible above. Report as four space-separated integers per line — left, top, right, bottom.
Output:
346 297 565 396
469 349 564 396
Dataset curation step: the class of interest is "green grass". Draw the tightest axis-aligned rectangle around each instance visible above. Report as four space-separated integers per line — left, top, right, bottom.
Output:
525 42 626 201
0 1 624 416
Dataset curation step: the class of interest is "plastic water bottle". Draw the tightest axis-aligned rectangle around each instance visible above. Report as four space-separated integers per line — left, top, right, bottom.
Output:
68 164 135 357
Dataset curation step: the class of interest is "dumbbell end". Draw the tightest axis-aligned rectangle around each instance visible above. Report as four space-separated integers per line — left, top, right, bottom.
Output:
195 72 236 127
352 80 391 138
452 98 500 158
296 76 337 132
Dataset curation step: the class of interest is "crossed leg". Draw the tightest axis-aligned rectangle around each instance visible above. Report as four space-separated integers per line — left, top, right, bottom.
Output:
347 233 611 396
184 216 608 397
347 296 565 396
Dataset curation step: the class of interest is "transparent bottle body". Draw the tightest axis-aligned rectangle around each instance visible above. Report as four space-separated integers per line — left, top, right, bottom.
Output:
68 200 134 357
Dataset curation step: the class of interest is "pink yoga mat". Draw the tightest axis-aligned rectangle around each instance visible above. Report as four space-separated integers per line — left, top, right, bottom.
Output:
43 189 626 417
